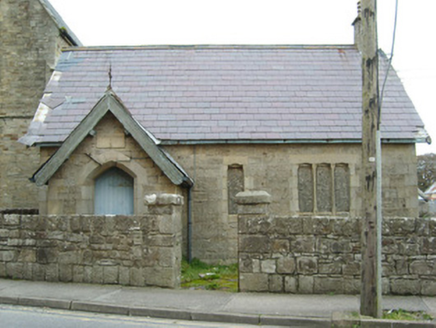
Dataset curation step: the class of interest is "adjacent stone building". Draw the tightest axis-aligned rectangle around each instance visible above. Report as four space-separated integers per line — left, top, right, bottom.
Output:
0 0 80 211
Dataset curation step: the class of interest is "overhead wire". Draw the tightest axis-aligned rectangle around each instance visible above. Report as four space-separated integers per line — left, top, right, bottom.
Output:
378 0 399 128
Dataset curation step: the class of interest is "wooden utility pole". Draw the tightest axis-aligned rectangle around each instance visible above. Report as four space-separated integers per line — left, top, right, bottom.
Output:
360 0 381 318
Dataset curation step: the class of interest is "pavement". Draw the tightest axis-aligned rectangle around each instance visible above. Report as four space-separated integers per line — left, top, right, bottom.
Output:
1 278 436 327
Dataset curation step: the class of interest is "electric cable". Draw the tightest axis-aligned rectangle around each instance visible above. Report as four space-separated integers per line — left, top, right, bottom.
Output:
378 0 399 128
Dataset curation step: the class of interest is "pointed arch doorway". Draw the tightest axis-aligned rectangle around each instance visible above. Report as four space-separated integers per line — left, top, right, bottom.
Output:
94 167 134 215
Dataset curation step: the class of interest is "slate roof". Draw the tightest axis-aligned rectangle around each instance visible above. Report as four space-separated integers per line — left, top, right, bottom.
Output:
20 45 427 146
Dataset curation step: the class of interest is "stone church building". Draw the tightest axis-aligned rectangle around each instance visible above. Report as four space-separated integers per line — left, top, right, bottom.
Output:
2 1 429 264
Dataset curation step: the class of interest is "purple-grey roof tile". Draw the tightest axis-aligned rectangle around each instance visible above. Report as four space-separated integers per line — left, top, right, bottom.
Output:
21 45 427 145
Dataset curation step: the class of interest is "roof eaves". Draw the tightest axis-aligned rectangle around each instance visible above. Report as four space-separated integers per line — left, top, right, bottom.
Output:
160 148 194 187
160 137 427 146
160 139 362 145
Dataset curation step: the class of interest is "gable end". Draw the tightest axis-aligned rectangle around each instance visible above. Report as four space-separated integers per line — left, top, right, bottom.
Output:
32 89 192 187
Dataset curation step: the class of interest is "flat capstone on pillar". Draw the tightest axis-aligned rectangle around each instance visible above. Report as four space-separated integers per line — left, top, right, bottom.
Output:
235 191 271 215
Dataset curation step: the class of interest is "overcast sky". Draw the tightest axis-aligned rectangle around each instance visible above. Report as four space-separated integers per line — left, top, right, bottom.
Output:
49 0 435 155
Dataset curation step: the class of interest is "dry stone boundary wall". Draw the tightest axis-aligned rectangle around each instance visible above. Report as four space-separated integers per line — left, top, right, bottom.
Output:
0 194 183 288
237 191 436 296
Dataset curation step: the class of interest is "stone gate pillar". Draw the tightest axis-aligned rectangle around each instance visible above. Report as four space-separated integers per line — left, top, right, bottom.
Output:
236 190 273 292
144 193 183 288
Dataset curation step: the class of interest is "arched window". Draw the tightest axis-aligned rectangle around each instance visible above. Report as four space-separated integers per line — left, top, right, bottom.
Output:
94 167 134 215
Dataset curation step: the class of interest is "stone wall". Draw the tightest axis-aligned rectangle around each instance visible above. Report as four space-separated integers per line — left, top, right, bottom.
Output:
165 143 418 263
237 191 436 296
0 0 72 210
0 194 183 288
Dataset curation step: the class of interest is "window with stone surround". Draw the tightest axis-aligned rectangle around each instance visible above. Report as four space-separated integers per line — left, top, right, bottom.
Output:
298 164 314 212
298 163 350 213
228 164 244 214
334 164 350 212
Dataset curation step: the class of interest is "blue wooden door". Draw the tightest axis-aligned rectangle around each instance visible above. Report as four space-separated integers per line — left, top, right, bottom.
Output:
94 167 134 215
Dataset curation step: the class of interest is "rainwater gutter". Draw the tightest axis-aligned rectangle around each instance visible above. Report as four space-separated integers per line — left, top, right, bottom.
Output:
186 145 197 263
160 138 425 146
179 178 193 263
36 137 427 149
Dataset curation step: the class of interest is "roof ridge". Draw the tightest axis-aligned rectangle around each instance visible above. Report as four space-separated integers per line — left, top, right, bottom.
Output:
62 44 358 52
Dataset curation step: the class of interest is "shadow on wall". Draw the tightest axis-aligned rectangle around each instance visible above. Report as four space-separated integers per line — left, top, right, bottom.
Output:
0 209 39 215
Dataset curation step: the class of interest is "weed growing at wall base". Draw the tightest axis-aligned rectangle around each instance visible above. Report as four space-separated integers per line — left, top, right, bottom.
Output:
383 309 434 321
181 258 238 292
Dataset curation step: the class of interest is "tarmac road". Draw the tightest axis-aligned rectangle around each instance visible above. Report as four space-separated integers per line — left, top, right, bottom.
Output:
0 305 283 328
1 279 435 327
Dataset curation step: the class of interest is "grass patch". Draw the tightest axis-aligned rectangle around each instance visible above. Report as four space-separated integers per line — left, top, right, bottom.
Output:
383 309 433 321
181 258 238 292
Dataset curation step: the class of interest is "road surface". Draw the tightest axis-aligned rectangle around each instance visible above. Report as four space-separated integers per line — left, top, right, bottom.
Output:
0 304 283 328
